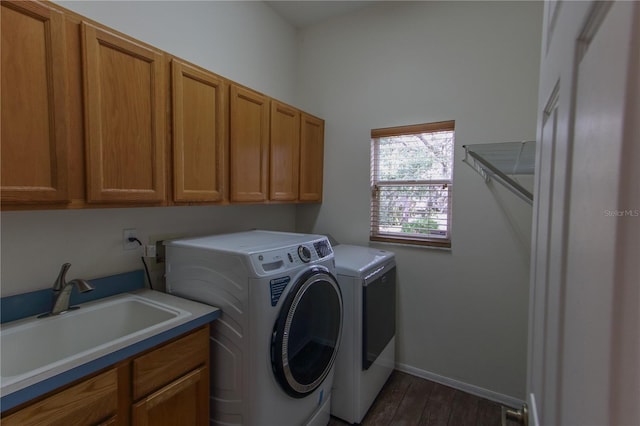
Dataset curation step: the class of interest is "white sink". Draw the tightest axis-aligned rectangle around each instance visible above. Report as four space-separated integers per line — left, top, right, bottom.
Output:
0 293 190 387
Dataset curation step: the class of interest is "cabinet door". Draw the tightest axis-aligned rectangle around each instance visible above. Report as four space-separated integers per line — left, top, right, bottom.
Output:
132 367 208 426
172 59 227 203
299 113 325 202
2 368 118 426
229 85 269 202
132 326 209 400
1 0 69 205
82 22 166 203
270 101 300 201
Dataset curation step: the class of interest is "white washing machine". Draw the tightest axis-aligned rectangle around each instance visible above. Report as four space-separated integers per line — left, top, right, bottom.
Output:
165 231 343 426
331 245 396 424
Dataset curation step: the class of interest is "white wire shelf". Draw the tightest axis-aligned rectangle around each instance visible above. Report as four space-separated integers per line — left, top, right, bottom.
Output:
462 141 535 205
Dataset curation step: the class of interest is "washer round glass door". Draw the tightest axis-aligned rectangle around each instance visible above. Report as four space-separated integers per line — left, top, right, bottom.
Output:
271 266 343 398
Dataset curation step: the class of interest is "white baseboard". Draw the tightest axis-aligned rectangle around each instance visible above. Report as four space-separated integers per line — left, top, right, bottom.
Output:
395 362 525 409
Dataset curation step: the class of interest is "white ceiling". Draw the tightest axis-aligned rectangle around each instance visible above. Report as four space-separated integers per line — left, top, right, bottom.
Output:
265 1 376 28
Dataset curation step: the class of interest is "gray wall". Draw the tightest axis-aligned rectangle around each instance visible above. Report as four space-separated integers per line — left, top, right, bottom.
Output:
56 0 299 104
294 1 542 401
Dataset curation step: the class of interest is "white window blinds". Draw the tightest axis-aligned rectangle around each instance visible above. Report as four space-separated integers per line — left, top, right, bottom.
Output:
370 121 455 248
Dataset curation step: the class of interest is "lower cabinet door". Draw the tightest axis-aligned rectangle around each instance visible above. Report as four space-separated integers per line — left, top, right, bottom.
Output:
2 368 118 426
132 367 208 426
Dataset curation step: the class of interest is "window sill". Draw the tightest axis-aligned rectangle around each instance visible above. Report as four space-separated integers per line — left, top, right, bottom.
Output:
369 235 451 250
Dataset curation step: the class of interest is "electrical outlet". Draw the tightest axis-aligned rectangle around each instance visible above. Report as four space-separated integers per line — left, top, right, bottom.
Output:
123 228 138 250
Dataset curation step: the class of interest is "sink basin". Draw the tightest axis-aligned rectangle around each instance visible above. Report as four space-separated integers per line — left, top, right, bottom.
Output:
0 294 190 385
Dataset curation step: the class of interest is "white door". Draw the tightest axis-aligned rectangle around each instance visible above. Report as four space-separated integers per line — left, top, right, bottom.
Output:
529 1 639 425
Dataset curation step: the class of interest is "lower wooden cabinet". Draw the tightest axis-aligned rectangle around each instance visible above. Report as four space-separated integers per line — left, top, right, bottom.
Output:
131 326 209 425
2 369 119 426
1 325 210 426
132 367 208 426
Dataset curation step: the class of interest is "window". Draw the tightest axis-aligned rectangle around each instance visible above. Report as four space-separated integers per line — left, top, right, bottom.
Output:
370 121 455 248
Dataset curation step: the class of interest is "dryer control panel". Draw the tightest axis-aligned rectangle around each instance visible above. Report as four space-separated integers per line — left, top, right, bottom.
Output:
249 237 333 276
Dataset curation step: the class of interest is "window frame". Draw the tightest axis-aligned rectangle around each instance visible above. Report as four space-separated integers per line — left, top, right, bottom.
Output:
370 120 455 249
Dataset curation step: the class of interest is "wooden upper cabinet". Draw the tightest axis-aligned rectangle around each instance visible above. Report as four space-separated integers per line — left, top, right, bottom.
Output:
1 1 69 205
229 85 269 202
172 59 227 203
299 113 325 202
81 22 166 203
2 1 323 209
270 101 300 201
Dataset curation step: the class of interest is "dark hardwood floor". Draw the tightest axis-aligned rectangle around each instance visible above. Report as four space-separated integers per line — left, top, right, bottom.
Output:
329 371 520 426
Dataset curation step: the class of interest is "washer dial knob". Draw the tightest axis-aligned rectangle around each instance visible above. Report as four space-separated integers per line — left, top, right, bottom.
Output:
297 245 311 263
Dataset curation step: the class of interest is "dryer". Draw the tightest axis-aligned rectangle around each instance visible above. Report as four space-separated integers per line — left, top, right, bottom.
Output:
331 244 396 424
165 231 343 426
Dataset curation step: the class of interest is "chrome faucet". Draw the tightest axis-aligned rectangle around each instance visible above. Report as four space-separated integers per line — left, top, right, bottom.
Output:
40 263 94 317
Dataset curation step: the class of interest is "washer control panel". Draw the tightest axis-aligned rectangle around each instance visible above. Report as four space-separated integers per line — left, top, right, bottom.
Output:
249 237 333 275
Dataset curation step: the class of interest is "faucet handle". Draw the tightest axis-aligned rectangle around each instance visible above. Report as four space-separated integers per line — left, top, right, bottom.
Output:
53 263 72 291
